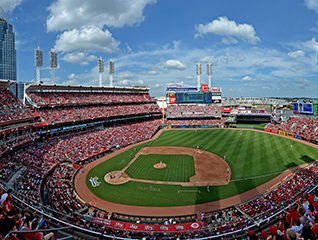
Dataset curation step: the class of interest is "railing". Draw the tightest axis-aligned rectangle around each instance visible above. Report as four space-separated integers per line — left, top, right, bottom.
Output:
4 227 74 240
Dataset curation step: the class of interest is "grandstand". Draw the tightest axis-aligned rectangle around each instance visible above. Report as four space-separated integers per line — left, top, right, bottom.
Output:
1 80 318 240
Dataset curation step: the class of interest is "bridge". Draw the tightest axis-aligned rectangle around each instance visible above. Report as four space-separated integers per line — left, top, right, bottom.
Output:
222 97 288 106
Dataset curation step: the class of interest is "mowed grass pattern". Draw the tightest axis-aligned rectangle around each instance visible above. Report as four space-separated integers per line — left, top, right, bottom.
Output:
125 154 195 182
86 129 318 207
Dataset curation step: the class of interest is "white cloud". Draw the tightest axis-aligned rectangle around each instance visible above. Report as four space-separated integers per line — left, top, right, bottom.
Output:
303 37 318 51
140 70 158 75
0 0 23 13
46 0 157 31
222 37 238 45
126 43 132 53
195 16 260 44
54 26 120 53
116 72 134 79
199 56 218 64
242 76 253 81
304 0 318 14
61 51 97 65
163 60 187 70
288 50 305 59
119 80 132 85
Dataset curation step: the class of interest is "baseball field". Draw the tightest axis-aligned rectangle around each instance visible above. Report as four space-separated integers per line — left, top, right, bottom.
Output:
82 129 318 209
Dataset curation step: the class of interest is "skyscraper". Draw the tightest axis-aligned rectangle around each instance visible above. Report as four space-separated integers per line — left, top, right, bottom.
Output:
0 6 16 81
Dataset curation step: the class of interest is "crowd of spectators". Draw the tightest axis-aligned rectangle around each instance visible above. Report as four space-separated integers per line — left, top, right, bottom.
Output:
45 163 85 215
35 103 160 125
0 89 36 125
27 91 154 107
166 104 222 118
166 119 225 126
265 116 318 141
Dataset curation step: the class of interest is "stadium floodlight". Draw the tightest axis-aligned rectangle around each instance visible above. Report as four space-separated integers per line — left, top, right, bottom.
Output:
109 59 115 87
196 62 202 91
98 57 105 87
35 47 43 84
207 63 212 89
50 50 58 84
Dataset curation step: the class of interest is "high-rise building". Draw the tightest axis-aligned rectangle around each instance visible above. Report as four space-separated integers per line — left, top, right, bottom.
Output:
0 6 16 81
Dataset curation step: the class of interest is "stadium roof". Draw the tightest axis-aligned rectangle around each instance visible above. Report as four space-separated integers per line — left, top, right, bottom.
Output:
26 84 150 92
0 80 15 88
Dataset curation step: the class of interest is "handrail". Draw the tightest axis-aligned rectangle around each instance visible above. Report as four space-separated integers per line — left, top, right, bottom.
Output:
4 227 73 240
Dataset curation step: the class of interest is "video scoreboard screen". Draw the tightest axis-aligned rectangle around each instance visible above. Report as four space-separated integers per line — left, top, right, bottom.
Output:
166 83 221 104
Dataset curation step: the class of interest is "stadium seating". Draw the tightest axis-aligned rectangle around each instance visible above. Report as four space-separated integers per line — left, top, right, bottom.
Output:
166 104 222 118
265 116 318 141
2 86 318 240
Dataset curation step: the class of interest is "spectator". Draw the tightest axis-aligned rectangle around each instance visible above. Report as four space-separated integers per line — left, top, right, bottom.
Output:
0 208 17 237
0 189 12 205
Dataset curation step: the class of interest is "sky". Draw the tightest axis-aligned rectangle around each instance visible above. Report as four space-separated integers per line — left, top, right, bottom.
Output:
2 0 318 98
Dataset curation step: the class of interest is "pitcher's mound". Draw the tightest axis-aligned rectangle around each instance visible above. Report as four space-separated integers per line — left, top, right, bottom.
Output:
105 171 130 185
153 163 167 169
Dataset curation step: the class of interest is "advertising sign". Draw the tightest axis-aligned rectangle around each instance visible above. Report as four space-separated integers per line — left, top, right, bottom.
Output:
299 103 313 114
313 103 318 115
93 217 202 232
201 84 208 92
293 103 299 114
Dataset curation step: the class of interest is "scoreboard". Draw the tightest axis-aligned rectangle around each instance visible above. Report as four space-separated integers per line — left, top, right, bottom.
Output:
176 92 212 104
166 83 221 104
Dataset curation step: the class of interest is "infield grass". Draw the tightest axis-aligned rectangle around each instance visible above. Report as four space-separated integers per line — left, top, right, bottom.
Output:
86 129 318 207
125 154 195 182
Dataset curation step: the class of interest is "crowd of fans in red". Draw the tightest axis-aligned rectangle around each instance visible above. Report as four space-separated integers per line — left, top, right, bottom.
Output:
166 104 222 118
35 103 160 125
266 116 318 141
27 91 153 106
0 89 37 125
166 119 225 126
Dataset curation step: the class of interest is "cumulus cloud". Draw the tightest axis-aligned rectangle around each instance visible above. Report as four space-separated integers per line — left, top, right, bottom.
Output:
140 70 158 75
242 76 253 81
304 0 318 14
119 79 132 85
288 50 305 59
0 0 23 13
303 37 318 51
199 56 218 64
61 51 97 65
222 37 238 45
46 0 157 31
54 26 120 53
163 60 187 70
195 16 260 44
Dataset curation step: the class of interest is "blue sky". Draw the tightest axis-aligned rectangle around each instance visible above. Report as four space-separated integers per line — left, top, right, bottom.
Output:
2 0 318 98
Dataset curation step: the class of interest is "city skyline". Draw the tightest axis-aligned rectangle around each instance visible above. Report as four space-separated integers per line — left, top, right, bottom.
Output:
2 0 318 97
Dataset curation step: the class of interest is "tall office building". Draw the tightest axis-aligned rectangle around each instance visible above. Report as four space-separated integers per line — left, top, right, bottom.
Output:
0 6 16 81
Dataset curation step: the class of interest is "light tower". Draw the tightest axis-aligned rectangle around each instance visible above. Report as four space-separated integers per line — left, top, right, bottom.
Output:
196 62 202 91
98 57 104 87
207 62 212 89
50 50 57 84
35 47 43 84
109 59 115 87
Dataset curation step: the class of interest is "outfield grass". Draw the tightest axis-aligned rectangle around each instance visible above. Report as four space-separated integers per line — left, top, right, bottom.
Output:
125 154 195 182
86 129 318 207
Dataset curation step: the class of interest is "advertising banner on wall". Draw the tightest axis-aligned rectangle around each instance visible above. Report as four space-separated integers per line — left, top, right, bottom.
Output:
313 103 318 115
93 217 202 232
293 103 299 114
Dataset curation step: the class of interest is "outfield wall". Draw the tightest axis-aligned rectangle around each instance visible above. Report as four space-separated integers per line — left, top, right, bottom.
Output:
264 127 318 145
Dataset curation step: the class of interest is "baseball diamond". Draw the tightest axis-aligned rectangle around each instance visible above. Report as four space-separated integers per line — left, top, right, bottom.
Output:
74 128 318 217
